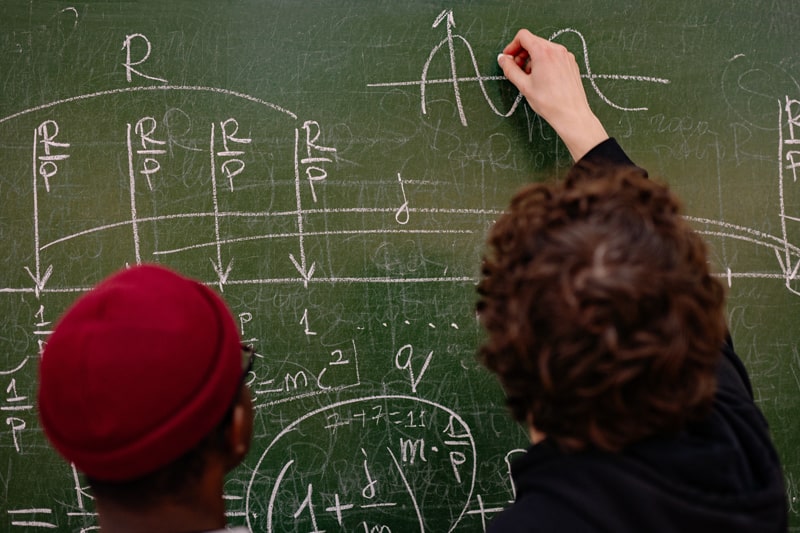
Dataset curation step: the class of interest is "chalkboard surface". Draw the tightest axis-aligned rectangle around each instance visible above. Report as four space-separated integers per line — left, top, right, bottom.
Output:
1 1 798 531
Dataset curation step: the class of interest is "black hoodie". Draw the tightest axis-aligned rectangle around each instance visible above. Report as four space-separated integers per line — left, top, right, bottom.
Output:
487 140 788 532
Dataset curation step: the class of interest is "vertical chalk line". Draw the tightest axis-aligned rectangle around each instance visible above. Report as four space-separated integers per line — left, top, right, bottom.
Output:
31 129 42 292
712 134 728 265
294 127 304 253
209 122 228 290
443 14 466 127
779 99 792 281
351 338 361 385
289 127 313 287
25 127 54 296
125 123 142 264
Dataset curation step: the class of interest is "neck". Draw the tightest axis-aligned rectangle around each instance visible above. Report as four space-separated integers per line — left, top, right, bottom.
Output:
95 467 227 533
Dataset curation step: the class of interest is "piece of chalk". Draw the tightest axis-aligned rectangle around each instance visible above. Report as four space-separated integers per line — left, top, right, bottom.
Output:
497 53 505 64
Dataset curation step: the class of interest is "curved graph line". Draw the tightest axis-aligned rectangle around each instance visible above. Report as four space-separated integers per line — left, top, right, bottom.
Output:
455 35 524 118
550 28 659 112
420 34 525 125
373 17 670 126
0 85 297 125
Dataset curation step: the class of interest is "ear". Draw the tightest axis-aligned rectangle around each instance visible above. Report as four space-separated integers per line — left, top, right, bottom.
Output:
225 387 254 471
527 413 546 445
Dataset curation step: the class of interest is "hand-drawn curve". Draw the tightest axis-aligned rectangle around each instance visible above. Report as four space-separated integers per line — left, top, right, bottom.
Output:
367 11 670 126
0 85 297 126
246 394 477 533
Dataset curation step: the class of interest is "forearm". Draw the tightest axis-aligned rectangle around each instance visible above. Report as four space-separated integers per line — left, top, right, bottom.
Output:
552 112 609 161
497 30 609 161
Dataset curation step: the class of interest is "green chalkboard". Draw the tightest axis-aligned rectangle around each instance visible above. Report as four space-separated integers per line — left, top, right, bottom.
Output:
1 1 798 531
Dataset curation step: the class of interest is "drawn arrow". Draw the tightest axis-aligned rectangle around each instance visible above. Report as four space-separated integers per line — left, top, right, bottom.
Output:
289 253 315 288
432 9 466 126
432 9 455 29
291 126 316 289
210 257 234 289
24 264 53 298
209 122 234 292
28 127 54 299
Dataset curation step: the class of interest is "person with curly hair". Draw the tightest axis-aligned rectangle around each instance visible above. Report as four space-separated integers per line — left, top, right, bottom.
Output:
481 29 788 531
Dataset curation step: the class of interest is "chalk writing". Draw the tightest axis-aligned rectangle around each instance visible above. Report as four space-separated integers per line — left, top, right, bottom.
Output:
684 91 800 295
8 508 57 529
132 116 167 190
779 96 800 294
35 120 70 192
395 173 410 225
216 118 252 191
2 6 798 532
248 396 477 532
394 344 434 393
122 33 167 84
301 308 318 336
367 12 670 125
253 339 360 407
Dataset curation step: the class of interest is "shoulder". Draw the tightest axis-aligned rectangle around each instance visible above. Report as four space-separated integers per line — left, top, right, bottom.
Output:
487 444 604 533
488 491 598 533
712 337 775 445
716 335 754 398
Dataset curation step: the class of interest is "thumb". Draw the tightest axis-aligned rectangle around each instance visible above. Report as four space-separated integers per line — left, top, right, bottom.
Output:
497 53 528 92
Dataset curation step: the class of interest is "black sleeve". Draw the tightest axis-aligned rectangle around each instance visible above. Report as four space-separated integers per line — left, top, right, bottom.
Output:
577 138 648 178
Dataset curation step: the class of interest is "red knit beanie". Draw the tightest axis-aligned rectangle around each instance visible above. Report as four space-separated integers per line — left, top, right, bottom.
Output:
38 264 242 481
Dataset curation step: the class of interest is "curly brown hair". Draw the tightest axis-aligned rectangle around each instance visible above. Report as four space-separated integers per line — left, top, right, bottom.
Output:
477 162 727 452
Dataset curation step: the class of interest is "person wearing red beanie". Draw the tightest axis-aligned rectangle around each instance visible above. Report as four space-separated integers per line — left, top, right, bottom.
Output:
38 264 254 533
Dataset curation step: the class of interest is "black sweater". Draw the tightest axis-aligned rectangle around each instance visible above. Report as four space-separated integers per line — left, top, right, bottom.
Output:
487 139 788 532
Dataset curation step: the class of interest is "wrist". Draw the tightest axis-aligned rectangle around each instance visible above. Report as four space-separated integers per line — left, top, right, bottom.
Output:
553 113 608 161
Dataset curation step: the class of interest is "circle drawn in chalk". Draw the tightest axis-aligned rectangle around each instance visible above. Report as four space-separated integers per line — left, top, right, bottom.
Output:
246 395 476 532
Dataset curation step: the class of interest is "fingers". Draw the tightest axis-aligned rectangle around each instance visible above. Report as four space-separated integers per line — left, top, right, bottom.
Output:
496 28 606 160
497 30 545 88
497 28 580 97
497 52 528 90
502 28 549 59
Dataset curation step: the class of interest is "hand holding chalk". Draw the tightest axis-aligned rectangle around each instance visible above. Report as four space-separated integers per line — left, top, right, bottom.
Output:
498 29 608 161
